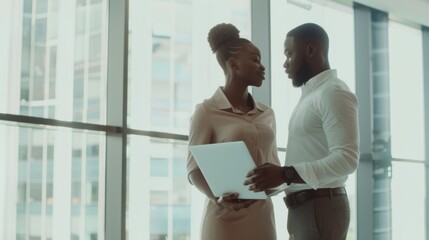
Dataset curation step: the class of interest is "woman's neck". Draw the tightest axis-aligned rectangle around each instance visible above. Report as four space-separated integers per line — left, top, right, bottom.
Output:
222 82 252 112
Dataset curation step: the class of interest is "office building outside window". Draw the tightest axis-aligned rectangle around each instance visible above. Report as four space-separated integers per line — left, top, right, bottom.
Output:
2 1 428 240
126 1 251 239
1 0 107 239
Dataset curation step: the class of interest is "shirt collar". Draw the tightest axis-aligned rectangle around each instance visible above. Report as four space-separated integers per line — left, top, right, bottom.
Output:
212 87 264 114
301 69 337 94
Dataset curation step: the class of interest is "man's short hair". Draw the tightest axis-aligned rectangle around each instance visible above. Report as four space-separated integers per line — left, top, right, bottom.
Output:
287 23 329 55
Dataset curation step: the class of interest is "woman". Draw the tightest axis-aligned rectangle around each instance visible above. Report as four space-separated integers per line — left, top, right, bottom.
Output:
187 23 280 240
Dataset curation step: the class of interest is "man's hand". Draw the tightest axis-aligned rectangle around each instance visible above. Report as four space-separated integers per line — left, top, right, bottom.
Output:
243 163 285 192
216 193 257 211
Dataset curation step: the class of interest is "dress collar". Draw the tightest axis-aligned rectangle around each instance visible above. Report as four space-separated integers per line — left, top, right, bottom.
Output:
212 87 264 114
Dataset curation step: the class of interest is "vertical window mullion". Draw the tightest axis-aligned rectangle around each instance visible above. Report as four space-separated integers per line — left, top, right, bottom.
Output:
422 26 429 240
105 0 128 240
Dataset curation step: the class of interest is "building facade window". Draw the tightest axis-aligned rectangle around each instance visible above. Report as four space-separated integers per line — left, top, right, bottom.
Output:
1 0 108 239
126 0 251 239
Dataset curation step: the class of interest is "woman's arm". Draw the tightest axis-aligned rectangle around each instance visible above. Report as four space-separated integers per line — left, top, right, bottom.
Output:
188 169 218 203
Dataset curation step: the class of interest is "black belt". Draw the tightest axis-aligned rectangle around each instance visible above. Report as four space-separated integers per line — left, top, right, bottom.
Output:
284 187 347 209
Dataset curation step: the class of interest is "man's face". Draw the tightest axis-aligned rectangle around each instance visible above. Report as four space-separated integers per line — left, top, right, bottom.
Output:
283 36 311 87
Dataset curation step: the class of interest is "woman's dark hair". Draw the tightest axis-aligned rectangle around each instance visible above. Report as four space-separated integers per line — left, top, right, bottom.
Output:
207 23 251 71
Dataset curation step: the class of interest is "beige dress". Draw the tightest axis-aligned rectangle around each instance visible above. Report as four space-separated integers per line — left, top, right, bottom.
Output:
187 87 280 240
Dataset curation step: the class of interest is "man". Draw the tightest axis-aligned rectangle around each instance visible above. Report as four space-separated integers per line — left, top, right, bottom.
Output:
244 23 359 240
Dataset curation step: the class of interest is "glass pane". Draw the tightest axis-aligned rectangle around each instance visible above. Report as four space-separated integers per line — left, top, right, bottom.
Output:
389 21 424 161
0 122 105 240
127 2 251 240
127 136 191 240
272 151 287 240
1 0 108 124
128 0 251 134
270 0 356 148
270 1 356 239
150 191 169 239
391 161 425 240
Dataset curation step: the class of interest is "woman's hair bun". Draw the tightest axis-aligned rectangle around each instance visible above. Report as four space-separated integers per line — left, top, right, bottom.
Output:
207 23 240 53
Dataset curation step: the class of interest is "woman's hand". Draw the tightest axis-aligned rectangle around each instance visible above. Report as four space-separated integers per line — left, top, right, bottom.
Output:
216 193 257 211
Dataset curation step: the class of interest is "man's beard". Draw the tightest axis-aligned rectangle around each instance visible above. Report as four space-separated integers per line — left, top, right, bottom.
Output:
292 60 311 87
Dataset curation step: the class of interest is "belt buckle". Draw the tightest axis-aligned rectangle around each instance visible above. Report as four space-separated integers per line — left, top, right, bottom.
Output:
290 194 299 208
284 195 296 209
294 190 310 199
286 190 309 209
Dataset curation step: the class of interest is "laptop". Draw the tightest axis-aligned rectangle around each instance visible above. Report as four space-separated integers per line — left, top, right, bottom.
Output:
189 141 287 199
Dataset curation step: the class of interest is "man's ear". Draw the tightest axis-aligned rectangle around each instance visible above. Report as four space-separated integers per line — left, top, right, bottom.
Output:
307 43 316 57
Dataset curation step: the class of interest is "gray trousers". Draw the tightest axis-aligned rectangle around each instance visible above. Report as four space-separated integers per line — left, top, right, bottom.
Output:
286 194 350 240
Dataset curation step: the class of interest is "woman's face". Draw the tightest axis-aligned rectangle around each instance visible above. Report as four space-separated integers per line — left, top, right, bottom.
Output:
232 43 266 87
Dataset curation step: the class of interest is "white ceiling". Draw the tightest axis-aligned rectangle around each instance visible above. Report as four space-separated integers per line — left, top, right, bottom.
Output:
334 0 429 27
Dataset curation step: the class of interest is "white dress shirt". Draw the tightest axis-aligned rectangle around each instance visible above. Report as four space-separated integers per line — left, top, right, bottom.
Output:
285 69 359 193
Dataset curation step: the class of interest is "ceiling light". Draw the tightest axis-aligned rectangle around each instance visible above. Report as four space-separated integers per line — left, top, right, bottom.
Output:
287 0 312 10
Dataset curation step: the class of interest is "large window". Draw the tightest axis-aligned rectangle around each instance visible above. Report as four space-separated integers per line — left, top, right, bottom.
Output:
389 20 425 240
1 0 107 239
127 136 189 240
271 0 355 147
127 0 251 134
2 1 428 240
389 21 425 161
2 0 254 239
0 123 105 240
127 0 251 239
1 0 108 124
270 1 357 239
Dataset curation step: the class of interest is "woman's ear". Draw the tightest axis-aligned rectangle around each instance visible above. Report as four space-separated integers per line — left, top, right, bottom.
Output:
228 58 238 71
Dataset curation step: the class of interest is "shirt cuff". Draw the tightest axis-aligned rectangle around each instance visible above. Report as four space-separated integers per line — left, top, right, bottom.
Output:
293 163 320 190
